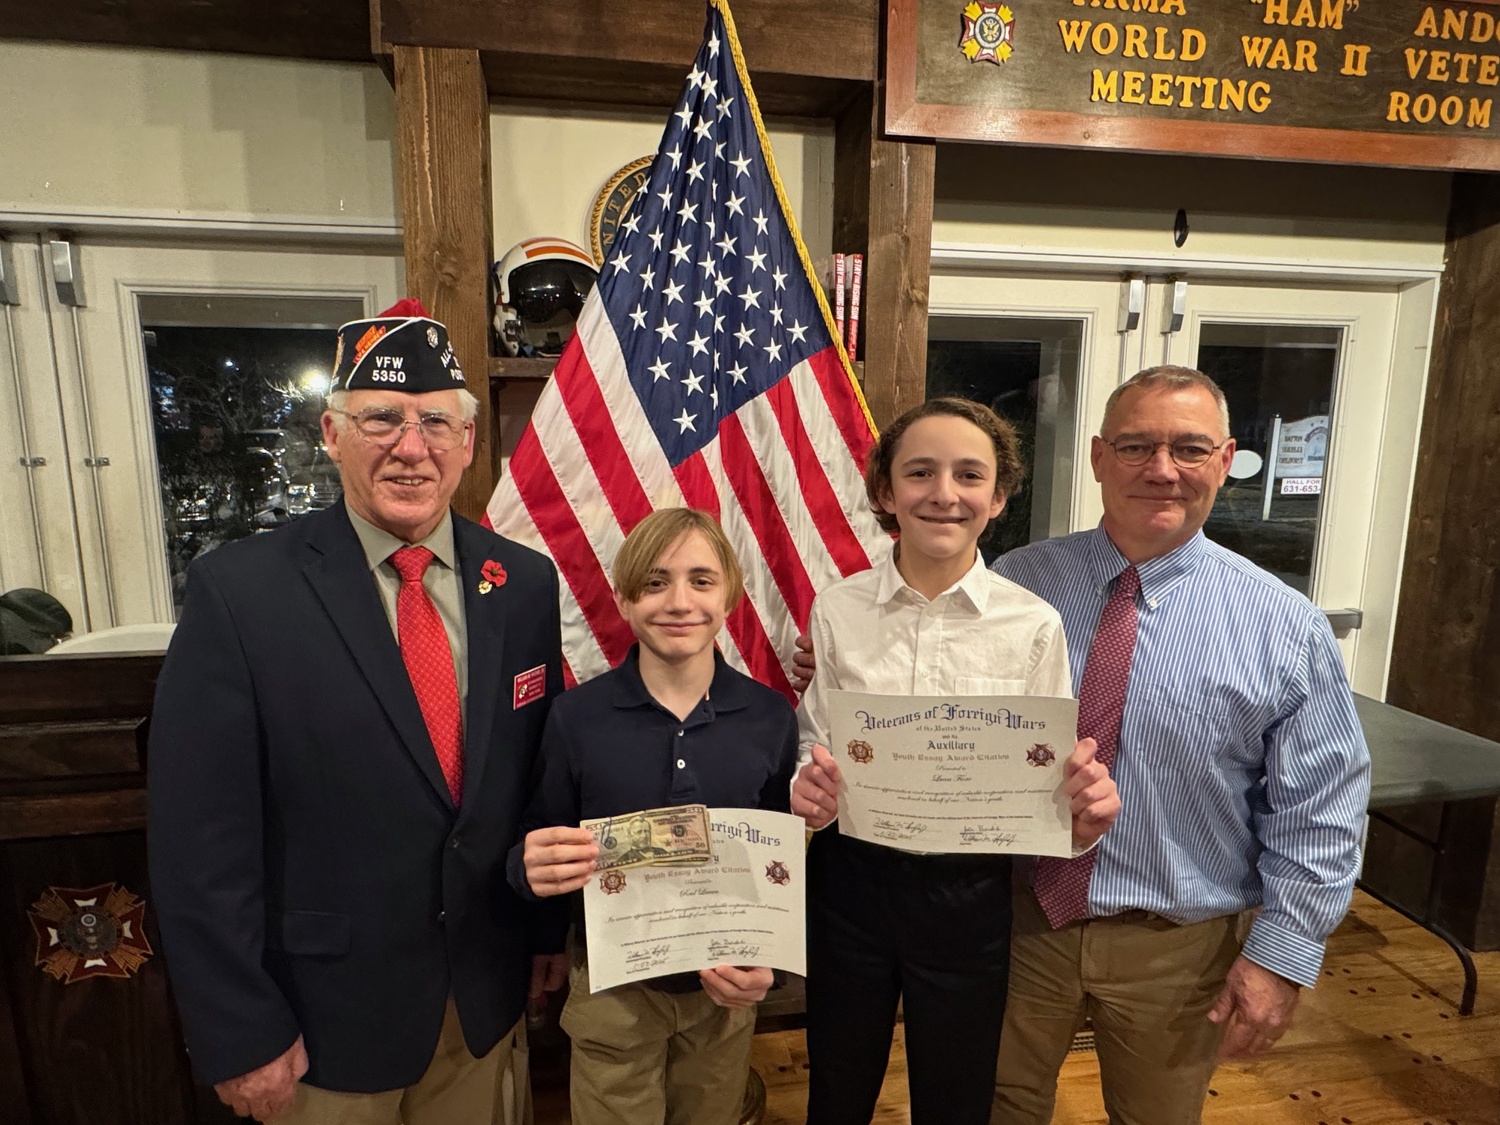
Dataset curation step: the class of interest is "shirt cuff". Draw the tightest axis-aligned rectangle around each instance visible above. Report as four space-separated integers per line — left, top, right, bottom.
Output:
1240 914 1325 988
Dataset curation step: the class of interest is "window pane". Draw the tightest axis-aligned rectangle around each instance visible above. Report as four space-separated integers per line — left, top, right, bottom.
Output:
1196 322 1341 596
927 316 1083 561
142 295 363 615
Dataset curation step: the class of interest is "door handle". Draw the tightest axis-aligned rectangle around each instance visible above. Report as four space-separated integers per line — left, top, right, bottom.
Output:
1323 608 1363 632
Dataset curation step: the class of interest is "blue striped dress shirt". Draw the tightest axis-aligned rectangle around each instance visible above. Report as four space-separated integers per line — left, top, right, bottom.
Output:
992 527 1370 987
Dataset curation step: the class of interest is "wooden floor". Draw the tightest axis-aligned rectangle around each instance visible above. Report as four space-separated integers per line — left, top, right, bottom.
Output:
533 891 1500 1124
749 892 1500 1125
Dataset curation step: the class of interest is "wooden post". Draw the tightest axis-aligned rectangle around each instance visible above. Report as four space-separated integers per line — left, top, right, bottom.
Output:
393 45 496 520
833 82 935 429
1384 171 1500 949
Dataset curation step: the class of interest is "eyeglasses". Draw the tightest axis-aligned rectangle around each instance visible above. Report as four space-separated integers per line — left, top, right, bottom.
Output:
336 408 470 451
1101 437 1228 468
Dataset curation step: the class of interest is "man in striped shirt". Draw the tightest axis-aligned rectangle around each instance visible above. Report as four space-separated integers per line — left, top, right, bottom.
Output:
988 366 1370 1124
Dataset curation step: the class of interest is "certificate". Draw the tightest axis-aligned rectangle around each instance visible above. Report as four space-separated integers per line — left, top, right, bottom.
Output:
582 807 806 992
828 690 1079 857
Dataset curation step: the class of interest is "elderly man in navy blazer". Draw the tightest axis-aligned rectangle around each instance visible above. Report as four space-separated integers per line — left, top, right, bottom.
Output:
149 300 566 1124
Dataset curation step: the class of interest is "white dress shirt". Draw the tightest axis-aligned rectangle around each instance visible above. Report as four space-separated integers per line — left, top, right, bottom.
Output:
796 549 1073 775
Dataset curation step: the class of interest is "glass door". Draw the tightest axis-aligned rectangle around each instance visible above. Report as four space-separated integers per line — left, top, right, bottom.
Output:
927 269 1420 694
0 236 402 636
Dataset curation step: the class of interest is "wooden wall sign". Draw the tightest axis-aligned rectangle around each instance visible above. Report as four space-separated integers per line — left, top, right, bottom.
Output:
887 0 1500 170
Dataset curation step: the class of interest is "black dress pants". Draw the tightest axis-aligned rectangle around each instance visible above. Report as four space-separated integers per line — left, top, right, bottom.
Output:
804 826 1014 1125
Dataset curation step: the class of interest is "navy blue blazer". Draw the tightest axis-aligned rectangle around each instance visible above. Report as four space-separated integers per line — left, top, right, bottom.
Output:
148 503 563 1092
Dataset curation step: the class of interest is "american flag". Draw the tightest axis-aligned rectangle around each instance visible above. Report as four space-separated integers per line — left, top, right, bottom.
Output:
487 0 887 698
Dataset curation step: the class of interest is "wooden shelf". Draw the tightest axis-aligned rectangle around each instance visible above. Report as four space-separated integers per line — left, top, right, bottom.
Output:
489 356 556 382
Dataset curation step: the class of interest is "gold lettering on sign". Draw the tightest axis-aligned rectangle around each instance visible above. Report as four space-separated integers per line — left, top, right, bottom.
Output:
1262 0 1343 29
1387 90 1493 126
1089 70 1271 111
1416 7 1498 43
1341 43 1371 76
1058 20 1204 59
1071 0 1188 13
1241 36 1319 71
1407 47 1500 84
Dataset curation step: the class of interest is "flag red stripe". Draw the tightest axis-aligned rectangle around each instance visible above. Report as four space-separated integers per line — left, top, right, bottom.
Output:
508 427 633 668
671 450 791 698
672 452 721 518
807 347 877 466
555 344 654 532
726 597 794 701
716 414 818 631
765 376 872 579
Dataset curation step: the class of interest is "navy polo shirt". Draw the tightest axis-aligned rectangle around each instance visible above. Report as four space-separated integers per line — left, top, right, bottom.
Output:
508 645 798 900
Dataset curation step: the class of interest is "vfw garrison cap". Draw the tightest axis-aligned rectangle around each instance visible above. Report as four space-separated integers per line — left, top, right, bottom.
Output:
330 298 466 394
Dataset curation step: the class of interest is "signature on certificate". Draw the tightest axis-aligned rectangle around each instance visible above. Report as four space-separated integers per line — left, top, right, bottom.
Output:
624 943 673 972
707 938 763 962
871 817 930 841
958 826 1019 848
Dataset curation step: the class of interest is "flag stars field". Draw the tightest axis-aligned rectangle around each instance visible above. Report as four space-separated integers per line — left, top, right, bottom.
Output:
489 0 885 696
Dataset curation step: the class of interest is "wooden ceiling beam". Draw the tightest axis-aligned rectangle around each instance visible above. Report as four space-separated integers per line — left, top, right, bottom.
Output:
378 0 877 83
2 0 373 62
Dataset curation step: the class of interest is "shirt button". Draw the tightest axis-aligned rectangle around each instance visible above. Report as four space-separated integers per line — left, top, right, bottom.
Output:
677 730 684 737
449 836 461 850
677 759 686 769
437 910 447 923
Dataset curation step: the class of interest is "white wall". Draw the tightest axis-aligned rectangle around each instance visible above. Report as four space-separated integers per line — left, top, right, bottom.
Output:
933 144 1451 269
0 42 400 228
490 103 834 265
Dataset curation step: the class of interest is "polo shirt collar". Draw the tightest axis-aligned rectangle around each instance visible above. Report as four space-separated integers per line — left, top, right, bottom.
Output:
610 644 750 715
346 502 458 574
1085 525 1207 611
872 547 991 613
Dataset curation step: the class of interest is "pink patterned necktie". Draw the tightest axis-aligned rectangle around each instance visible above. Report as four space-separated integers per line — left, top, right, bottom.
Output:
1033 565 1139 929
390 546 464 805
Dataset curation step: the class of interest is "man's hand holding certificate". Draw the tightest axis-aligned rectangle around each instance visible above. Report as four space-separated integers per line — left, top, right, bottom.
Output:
818 690 1089 857
581 807 806 993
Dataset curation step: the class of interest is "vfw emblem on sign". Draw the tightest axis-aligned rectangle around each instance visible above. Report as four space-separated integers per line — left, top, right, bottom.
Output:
960 2 1016 64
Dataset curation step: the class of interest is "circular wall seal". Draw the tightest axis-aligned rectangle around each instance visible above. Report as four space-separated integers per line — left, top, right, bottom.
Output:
589 156 655 266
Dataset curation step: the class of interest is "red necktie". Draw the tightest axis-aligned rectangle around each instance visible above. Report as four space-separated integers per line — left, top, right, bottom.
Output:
389 546 464 805
1033 565 1139 928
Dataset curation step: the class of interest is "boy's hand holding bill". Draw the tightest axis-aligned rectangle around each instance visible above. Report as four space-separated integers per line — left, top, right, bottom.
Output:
523 826 599 897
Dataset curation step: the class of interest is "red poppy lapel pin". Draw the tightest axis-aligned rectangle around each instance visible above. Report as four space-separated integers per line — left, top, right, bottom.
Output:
479 559 507 595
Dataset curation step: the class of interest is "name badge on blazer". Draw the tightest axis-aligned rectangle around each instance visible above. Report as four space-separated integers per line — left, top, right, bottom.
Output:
514 665 547 709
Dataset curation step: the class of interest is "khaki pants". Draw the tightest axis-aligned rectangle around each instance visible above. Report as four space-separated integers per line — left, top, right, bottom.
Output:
561 944 755 1125
991 883 1241 1125
283 998 523 1125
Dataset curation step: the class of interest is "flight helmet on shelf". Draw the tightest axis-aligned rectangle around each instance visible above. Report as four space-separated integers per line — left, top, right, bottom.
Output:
492 237 599 357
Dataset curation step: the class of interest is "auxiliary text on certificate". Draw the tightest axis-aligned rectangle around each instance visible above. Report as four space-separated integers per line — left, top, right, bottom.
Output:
827 690 1079 857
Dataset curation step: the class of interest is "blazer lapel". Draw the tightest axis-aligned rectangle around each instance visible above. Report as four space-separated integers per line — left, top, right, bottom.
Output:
301 505 455 811
454 516 504 823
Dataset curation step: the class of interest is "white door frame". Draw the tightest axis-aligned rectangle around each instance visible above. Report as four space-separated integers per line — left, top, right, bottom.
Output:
928 243 1442 700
